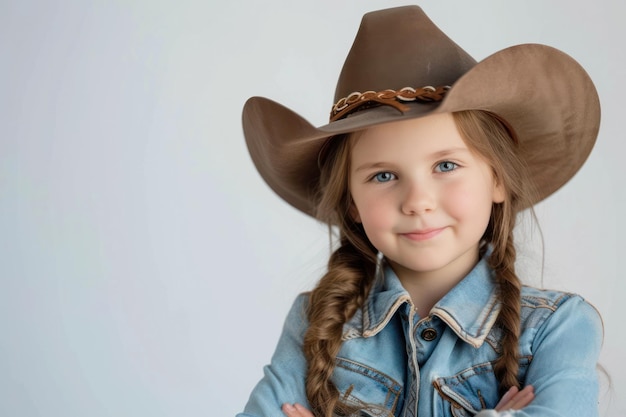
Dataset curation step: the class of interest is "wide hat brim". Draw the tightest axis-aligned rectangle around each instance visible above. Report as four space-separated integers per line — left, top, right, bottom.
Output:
242 7 600 218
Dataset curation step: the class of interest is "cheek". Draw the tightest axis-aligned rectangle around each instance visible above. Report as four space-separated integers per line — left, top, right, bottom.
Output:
443 182 494 223
359 213 391 253
352 194 394 234
357 202 391 230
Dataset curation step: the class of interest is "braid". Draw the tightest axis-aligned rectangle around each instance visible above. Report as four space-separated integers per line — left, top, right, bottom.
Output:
304 234 377 416
305 133 378 416
487 204 522 393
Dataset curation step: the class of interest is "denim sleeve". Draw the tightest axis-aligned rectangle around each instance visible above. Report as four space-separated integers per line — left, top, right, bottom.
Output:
475 295 603 417
237 293 311 417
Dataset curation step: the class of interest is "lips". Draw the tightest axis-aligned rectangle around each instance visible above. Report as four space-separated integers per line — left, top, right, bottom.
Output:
400 227 446 242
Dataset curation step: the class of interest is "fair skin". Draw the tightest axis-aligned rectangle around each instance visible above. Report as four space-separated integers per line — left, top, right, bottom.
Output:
350 112 504 312
283 113 534 415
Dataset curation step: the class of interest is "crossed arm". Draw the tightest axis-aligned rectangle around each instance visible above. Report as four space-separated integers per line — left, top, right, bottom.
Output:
281 385 535 417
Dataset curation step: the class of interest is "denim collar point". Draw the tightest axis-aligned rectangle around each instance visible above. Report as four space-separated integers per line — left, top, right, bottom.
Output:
351 254 500 347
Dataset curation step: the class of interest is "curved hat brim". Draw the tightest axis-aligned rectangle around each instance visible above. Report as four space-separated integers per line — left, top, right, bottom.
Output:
243 43 600 218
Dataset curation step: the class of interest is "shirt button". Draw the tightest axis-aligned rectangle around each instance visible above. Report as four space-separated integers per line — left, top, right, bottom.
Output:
421 328 437 341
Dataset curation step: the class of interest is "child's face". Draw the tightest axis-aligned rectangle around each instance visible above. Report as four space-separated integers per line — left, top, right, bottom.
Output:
349 112 505 283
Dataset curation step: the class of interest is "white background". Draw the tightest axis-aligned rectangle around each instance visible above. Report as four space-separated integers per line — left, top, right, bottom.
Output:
1 0 623 416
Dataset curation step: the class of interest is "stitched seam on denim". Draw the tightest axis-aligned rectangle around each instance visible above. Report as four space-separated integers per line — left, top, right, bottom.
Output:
521 302 557 311
335 357 403 395
476 294 500 336
363 296 412 338
342 328 363 340
485 336 500 352
520 292 573 312
364 271 390 332
432 293 499 347
438 356 532 388
437 383 476 413
520 289 574 309
363 296 373 332
340 391 396 417
451 404 468 417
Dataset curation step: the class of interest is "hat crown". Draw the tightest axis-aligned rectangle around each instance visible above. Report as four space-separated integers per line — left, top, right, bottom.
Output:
334 6 477 102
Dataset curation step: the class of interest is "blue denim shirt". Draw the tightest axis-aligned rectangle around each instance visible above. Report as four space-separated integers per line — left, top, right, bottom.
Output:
239 256 603 416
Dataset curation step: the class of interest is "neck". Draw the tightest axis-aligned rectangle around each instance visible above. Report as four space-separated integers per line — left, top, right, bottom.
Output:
388 248 480 315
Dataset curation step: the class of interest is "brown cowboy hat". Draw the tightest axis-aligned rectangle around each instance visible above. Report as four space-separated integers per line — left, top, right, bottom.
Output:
242 5 600 218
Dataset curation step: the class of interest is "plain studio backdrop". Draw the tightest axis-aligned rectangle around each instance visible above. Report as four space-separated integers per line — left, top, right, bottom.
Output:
1 0 623 416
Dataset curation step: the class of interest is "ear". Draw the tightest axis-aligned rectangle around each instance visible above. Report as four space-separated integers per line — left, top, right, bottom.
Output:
492 177 506 204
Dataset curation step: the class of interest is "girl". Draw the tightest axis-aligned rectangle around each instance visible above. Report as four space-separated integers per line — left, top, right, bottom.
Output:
239 6 602 417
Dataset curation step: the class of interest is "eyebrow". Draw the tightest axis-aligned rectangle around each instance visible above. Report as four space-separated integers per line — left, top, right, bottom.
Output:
354 162 393 172
353 147 471 172
429 147 471 158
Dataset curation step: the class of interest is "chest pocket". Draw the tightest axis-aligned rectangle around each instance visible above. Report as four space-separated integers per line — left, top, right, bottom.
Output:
432 358 531 417
333 357 403 417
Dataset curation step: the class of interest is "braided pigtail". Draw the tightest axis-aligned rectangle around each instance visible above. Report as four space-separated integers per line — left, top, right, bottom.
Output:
488 204 522 393
305 134 379 416
454 111 538 395
304 234 377 416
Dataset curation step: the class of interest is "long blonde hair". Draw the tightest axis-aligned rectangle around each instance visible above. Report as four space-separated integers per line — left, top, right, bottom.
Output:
304 110 537 416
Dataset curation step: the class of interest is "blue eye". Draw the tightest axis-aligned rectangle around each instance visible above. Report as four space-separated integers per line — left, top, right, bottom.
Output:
436 161 458 173
373 172 396 182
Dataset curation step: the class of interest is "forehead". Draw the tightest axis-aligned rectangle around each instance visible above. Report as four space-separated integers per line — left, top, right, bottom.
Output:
350 113 468 160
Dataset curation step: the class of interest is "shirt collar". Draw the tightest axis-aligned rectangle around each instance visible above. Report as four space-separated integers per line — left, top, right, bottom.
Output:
352 254 500 348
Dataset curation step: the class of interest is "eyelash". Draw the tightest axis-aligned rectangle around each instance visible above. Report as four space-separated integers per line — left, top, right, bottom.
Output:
435 161 459 173
368 161 459 183
370 171 397 183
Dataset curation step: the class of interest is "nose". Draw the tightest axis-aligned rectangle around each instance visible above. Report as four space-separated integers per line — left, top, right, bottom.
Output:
400 179 436 215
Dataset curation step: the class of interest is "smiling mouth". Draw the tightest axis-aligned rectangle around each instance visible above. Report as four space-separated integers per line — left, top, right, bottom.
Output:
400 227 446 242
